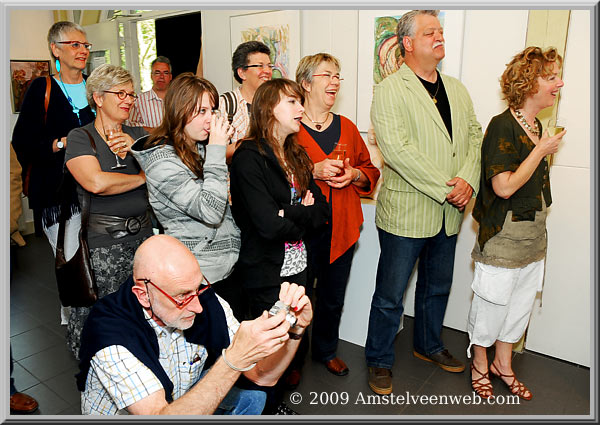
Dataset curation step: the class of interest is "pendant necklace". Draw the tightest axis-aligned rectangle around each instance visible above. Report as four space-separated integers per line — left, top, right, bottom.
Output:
304 111 329 130
429 77 440 104
58 71 86 125
515 109 540 137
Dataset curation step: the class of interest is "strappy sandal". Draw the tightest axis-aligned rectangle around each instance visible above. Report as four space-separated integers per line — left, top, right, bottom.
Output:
470 362 494 399
490 362 533 400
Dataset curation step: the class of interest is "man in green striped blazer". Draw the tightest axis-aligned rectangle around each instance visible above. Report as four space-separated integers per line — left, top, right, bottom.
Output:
366 10 483 396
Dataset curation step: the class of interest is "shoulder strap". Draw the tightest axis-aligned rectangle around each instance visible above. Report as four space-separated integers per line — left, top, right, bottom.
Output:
56 129 96 256
82 128 97 154
222 91 237 124
44 76 51 124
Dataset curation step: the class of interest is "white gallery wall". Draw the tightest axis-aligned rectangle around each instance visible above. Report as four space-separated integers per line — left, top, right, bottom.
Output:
203 9 592 366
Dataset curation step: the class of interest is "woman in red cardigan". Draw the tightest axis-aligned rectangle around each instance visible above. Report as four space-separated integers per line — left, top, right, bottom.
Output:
295 53 380 377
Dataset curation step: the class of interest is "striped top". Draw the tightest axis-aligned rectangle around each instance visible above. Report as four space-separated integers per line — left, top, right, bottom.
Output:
81 296 239 415
126 89 164 129
218 87 250 145
371 63 483 238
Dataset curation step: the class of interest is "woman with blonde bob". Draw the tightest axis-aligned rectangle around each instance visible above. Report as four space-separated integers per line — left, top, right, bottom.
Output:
295 53 379 378
65 64 152 358
131 73 244 317
467 46 566 401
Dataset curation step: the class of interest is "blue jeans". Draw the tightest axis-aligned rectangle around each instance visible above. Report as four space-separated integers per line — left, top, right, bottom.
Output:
365 224 457 369
200 368 266 415
214 385 266 415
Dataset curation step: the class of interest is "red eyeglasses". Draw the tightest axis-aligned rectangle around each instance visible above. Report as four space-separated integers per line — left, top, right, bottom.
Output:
138 277 211 309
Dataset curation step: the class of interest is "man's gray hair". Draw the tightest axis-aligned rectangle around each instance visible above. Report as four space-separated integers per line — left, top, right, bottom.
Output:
47 21 87 60
396 10 439 58
151 56 172 73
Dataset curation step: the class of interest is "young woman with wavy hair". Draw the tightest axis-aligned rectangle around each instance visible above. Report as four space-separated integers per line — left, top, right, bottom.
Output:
131 73 246 317
229 78 329 414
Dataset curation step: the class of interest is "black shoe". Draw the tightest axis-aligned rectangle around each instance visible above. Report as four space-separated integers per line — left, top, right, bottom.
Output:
413 349 465 373
274 402 299 415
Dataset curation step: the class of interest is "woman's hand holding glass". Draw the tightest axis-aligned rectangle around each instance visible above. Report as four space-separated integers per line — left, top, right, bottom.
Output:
106 127 134 158
537 127 566 157
208 110 233 146
313 158 344 181
105 125 127 169
327 158 355 189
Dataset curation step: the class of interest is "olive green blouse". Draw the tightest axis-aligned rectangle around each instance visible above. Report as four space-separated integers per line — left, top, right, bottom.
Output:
472 108 552 259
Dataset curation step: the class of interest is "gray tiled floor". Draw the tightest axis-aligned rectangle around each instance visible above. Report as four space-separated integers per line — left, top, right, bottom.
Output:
10 234 590 416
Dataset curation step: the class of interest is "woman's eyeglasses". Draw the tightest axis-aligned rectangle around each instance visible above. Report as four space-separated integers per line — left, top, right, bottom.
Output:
139 277 212 309
244 63 276 70
103 90 139 101
312 73 344 82
56 41 93 50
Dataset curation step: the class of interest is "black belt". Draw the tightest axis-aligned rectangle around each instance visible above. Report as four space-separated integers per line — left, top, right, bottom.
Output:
88 211 152 239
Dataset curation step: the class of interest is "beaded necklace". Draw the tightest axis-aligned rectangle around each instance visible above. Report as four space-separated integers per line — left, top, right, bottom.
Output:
515 109 540 137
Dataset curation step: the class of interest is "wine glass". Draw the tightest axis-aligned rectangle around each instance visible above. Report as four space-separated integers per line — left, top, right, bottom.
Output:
547 118 566 137
331 143 346 161
106 125 126 170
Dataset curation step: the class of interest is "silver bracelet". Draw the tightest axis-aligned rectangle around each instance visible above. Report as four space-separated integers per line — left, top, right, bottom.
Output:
353 169 361 182
221 348 256 372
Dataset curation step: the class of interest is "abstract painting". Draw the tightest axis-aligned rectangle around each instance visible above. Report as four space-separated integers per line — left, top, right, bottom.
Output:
356 10 465 131
230 11 300 83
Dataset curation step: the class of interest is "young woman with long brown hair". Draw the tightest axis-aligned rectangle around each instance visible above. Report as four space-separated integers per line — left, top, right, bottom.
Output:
131 73 245 317
229 78 329 414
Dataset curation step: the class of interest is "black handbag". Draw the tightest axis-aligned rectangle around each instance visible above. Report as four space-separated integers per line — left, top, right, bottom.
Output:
54 130 98 307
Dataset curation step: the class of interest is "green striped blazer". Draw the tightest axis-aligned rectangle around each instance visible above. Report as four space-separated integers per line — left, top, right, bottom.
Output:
371 63 483 238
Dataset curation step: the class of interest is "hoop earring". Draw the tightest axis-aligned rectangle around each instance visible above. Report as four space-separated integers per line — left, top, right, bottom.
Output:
55 59 61 73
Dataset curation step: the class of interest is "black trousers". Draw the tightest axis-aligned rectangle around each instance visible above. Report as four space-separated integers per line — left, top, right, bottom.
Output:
306 223 355 362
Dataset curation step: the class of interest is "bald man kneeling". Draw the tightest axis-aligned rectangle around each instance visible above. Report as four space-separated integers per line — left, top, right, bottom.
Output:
76 234 312 415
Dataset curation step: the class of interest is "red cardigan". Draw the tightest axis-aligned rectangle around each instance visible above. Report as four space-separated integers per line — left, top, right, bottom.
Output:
298 115 380 263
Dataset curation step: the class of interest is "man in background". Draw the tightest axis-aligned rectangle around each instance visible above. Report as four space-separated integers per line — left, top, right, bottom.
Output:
127 56 172 132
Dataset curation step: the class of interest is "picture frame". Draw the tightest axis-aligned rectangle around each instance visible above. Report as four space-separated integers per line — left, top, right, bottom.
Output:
10 60 51 113
356 10 465 131
230 10 301 86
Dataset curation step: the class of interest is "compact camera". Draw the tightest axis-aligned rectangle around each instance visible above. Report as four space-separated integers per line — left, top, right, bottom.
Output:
268 300 297 328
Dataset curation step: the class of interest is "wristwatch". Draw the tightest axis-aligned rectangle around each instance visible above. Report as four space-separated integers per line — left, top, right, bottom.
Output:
56 140 65 150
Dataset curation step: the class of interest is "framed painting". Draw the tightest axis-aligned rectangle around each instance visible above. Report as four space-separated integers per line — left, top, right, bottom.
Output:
356 10 466 131
230 10 301 82
10 60 51 113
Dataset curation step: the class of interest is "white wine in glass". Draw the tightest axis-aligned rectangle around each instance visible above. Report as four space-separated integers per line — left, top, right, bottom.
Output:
106 126 126 170
547 119 565 137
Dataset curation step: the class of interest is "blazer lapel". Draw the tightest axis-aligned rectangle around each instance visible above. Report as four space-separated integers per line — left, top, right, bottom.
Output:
400 64 452 143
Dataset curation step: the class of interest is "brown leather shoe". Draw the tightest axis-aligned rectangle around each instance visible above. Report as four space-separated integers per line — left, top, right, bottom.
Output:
368 367 392 395
10 392 39 414
325 357 349 376
284 369 301 390
413 349 466 373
